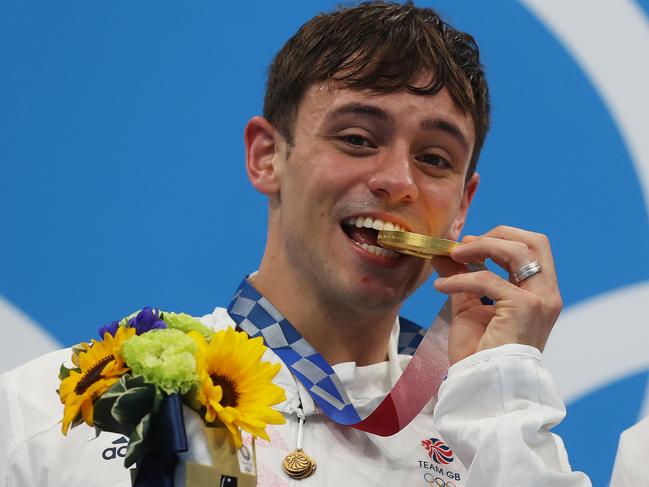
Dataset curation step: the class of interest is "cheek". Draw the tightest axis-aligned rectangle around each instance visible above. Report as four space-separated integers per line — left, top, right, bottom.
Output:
420 187 465 236
289 160 340 195
423 195 456 228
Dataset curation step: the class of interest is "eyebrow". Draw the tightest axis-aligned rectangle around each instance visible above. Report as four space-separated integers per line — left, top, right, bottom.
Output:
421 118 470 153
325 103 393 123
325 102 470 153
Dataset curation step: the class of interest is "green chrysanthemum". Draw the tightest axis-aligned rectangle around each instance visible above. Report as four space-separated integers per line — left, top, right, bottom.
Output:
121 329 198 394
163 312 212 337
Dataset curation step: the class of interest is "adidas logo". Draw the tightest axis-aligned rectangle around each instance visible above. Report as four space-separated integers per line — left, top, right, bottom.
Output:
102 436 128 461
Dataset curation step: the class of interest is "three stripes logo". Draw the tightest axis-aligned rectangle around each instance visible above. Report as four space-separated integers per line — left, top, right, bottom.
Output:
421 438 454 465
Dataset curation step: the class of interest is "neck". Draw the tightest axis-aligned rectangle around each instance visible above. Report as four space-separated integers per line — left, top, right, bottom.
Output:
250 263 398 367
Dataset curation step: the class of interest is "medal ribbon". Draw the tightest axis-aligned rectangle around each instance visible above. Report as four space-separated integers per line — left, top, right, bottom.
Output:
227 278 450 436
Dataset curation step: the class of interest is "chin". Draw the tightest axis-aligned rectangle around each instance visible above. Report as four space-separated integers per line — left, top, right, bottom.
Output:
340 279 411 314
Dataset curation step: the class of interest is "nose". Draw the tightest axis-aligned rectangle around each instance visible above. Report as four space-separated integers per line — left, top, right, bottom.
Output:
367 149 419 203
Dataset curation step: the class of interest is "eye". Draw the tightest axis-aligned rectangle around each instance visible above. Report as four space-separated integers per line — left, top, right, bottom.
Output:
417 153 452 168
338 134 376 149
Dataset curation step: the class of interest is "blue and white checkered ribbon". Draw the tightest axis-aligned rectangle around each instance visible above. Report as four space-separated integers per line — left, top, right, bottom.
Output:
227 278 429 426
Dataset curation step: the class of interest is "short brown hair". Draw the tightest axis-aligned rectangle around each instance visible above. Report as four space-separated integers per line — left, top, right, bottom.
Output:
263 1 490 179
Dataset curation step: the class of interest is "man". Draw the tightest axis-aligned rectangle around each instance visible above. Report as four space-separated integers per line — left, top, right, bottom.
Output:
0 2 591 485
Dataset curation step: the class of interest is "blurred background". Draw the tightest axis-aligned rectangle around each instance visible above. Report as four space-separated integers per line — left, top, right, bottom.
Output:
1 1 648 485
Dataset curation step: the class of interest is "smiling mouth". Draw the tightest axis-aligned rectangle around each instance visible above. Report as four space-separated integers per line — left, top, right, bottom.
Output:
341 216 404 259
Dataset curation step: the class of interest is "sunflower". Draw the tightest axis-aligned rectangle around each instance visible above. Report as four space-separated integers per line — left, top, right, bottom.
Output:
59 326 136 434
190 327 286 448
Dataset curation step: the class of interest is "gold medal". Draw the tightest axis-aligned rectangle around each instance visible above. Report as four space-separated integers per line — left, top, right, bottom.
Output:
377 230 460 259
282 405 316 480
282 450 317 479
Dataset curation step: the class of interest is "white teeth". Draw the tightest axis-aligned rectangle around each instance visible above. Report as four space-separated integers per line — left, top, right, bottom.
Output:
341 216 404 258
359 242 399 258
342 216 407 232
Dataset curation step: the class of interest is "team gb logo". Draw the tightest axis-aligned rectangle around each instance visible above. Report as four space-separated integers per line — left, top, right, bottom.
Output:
422 438 454 465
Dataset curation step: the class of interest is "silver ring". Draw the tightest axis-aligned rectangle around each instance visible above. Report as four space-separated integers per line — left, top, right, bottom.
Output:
512 260 542 284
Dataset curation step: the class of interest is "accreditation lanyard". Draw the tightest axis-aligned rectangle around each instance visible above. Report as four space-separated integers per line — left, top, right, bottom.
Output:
227 278 450 436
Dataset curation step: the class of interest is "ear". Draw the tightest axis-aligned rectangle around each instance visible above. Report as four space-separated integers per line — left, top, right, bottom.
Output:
244 116 283 195
448 172 479 241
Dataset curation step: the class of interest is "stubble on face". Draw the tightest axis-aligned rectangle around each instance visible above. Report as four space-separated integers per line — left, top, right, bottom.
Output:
267 80 474 318
248 75 478 365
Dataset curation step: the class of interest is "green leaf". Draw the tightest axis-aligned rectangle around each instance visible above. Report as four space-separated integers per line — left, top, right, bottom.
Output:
58 363 71 381
111 385 158 436
92 374 166 467
124 413 152 468
94 393 126 434
94 378 129 434
93 374 159 436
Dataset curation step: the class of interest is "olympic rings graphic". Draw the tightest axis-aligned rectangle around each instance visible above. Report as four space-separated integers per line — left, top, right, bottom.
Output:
422 472 457 487
239 444 251 461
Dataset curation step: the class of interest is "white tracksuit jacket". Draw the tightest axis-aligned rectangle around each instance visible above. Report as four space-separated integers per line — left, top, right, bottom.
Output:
0 307 591 487
610 415 649 486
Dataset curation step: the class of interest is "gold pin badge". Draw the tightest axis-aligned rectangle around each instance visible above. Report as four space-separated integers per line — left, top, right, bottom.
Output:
282 450 317 479
377 230 460 259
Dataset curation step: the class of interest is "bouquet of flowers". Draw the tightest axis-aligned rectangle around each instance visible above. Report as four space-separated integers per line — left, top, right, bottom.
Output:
57 307 286 485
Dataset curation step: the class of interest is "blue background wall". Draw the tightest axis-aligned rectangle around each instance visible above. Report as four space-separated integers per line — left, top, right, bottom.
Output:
2 1 649 485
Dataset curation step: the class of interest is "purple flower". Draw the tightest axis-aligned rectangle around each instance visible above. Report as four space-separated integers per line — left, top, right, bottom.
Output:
128 307 167 335
98 321 120 339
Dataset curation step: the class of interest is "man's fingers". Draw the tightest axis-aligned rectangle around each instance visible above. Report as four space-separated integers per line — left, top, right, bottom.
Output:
431 255 469 279
437 227 563 355
451 236 548 291
435 270 519 303
431 256 487 315
451 236 534 275
452 227 558 293
481 225 558 281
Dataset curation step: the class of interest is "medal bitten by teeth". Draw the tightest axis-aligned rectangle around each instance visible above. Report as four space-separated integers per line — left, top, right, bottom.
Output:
377 230 459 258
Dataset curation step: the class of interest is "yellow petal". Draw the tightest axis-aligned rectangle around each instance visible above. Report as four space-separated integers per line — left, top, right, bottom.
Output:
61 398 82 435
81 398 95 426
190 327 286 444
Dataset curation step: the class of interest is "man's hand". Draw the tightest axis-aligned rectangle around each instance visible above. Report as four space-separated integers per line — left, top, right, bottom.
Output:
432 225 563 365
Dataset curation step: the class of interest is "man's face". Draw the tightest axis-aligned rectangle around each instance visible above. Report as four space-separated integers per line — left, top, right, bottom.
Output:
268 80 478 314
